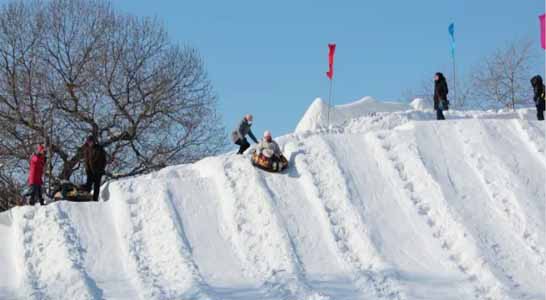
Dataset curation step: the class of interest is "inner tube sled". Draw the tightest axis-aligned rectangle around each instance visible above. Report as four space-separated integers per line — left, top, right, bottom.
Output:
251 149 288 172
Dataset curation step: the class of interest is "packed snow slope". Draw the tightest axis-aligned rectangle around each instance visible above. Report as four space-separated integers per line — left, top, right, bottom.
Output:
0 98 545 300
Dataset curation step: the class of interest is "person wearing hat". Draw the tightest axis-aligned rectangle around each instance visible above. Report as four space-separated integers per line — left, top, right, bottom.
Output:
531 75 545 121
28 144 47 205
433 72 449 120
232 114 258 155
256 130 282 159
82 136 107 201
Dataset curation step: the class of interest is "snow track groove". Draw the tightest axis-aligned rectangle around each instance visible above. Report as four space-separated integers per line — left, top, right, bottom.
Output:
12 206 102 300
366 130 511 300
110 180 214 300
455 122 546 277
211 156 327 300
294 135 407 300
512 120 546 166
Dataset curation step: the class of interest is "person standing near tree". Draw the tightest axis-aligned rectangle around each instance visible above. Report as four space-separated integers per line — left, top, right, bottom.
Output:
531 75 545 121
434 72 449 120
82 136 107 201
27 144 46 206
232 114 259 155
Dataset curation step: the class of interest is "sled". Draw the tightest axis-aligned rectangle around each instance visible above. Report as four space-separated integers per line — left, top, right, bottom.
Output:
251 149 289 172
52 181 94 202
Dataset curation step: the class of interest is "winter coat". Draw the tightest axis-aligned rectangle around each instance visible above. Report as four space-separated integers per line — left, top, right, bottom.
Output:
83 143 107 176
434 74 449 110
257 139 282 158
531 75 545 110
231 119 258 144
28 153 46 186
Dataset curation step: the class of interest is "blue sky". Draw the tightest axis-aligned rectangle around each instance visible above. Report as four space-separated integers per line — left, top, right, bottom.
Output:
73 1 546 136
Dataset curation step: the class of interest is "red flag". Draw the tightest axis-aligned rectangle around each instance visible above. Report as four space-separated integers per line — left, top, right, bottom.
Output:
326 43 336 80
539 14 546 50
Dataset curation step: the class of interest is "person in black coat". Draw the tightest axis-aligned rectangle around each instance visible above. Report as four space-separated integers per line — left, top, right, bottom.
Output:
434 72 449 120
531 75 545 121
82 136 107 201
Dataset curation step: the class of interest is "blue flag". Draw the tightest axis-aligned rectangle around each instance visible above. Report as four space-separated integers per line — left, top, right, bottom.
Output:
448 23 455 57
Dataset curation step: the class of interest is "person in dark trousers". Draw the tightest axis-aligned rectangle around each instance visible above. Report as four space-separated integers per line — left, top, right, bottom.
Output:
28 144 46 206
232 114 258 154
434 72 449 120
531 75 545 121
82 136 107 201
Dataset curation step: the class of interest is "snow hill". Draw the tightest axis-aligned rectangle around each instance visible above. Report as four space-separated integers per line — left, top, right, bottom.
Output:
0 98 544 300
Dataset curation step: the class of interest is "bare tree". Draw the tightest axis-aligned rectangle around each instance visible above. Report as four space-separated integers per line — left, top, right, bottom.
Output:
471 40 535 110
0 0 226 211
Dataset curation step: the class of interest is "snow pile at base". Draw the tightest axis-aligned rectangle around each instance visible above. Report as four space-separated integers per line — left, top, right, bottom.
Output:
0 98 545 300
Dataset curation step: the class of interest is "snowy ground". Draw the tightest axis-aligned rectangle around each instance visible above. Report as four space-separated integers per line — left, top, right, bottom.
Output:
0 98 544 300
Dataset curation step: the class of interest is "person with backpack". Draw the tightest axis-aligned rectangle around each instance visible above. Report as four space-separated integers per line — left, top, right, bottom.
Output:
27 144 46 206
82 136 107 201
434 72 449 120
531 75 545 121
232 114 258 155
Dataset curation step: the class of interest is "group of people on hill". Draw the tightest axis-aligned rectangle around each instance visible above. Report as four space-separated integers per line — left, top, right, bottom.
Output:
434 72 546 121
22 72 546 204
26 136 107 205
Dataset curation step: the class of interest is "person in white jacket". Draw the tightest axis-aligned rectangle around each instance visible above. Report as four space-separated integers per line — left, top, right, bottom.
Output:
256 130 281 159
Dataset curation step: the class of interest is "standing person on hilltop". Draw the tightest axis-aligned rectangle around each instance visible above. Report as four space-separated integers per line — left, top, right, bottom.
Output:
28 144 47 206
434 72 449 120
232 114 258 155
82 136 107 201
531 75 545 121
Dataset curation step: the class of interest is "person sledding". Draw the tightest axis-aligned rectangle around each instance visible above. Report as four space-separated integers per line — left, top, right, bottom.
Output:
232 114 258 154
251 130 288 172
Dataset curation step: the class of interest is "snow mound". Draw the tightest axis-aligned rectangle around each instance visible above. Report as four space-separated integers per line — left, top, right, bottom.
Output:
295 97 412 132
409 98 431 110
295 96 537 134
0 107 545 299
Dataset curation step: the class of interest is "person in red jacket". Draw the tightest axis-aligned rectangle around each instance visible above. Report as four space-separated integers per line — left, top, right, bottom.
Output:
28 144 46 205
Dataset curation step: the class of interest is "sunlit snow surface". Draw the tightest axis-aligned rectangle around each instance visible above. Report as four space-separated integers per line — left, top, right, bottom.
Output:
1 98 544 300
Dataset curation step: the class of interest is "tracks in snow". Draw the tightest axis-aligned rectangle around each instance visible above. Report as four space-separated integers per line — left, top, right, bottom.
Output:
110 179 214 300
216 157 327 300
512 120 546 166
293 136 407 300
366 131 512 300
12 206 103 300
455 122 546 276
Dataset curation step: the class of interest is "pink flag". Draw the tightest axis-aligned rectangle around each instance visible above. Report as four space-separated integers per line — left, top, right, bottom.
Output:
539 14 546 49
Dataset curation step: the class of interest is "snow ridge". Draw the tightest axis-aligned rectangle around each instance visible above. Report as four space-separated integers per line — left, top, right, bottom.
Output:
13 207 101 300
295 136 407 300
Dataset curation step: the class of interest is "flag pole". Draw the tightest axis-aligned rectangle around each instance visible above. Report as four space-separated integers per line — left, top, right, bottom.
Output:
452 50 457 107
327 78 333 129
